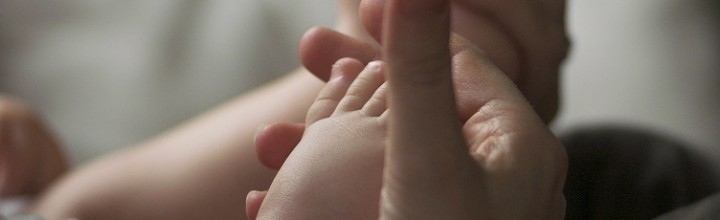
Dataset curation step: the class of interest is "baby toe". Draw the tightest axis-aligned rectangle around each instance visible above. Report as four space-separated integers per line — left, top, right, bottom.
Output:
334 61 385 114
306 58 363 125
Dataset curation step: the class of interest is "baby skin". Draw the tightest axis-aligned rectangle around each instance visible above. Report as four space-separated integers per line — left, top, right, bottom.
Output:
251 7 569 215
301 0 570 123
255 58 388 219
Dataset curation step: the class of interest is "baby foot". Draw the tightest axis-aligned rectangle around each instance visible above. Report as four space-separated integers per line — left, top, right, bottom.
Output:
255 58 388 220
302 0 570 122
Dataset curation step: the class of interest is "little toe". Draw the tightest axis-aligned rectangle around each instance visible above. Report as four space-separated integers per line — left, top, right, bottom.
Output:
306 58 364 125
335 61 385 114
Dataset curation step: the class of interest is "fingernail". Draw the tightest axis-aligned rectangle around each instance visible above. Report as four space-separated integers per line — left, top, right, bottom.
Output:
330 63 344 81
253 124 269 144
247 190 259 199
256 124 268 135
367 60 382 71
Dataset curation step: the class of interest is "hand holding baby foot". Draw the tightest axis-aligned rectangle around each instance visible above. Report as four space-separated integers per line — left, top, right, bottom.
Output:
302 0 569 123
251 0 568 219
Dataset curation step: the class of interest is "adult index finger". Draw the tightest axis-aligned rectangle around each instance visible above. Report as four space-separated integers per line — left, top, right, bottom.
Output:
383 0 469 166
382 0 473 196
381 1 481 218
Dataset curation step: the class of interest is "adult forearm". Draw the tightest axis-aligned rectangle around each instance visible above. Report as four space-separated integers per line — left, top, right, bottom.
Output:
31 68 324 219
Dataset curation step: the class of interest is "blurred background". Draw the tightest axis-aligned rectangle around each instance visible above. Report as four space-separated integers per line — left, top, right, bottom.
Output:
0 0 335 164
555 0 720 166
0 0 718 168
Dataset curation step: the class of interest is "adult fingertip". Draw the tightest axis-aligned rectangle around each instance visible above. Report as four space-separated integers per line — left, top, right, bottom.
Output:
253 124 275 169
359 0 385 44
382 0 452 82
254 123 306 170
246 190 267 220
299 27 380 82
254 124 287 170
299 27 336 81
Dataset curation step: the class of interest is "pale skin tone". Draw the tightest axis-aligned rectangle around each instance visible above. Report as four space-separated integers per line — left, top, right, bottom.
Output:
2 0 568 219
256 58 389 220
304 0 569 123
23 2 360 219
257 0 569 171
248 1 566 219
29 70 321 219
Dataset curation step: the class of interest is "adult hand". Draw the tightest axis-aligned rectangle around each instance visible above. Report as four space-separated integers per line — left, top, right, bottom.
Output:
0 95 68 197
254 0 567 219
259 0 570 174
301 0 569 123
379 0 565 219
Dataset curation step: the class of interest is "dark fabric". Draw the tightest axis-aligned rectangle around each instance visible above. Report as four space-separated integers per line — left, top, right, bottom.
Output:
655 193 720 220
561 126 720 220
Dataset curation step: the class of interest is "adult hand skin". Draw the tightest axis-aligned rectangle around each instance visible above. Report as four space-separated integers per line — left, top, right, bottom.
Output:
0 95 68 197
253 0 568 219
379 0 566 219
259 0 570 177
301 0 569 123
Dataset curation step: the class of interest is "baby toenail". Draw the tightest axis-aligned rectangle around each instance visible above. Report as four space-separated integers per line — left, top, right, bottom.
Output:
367 61 382 70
